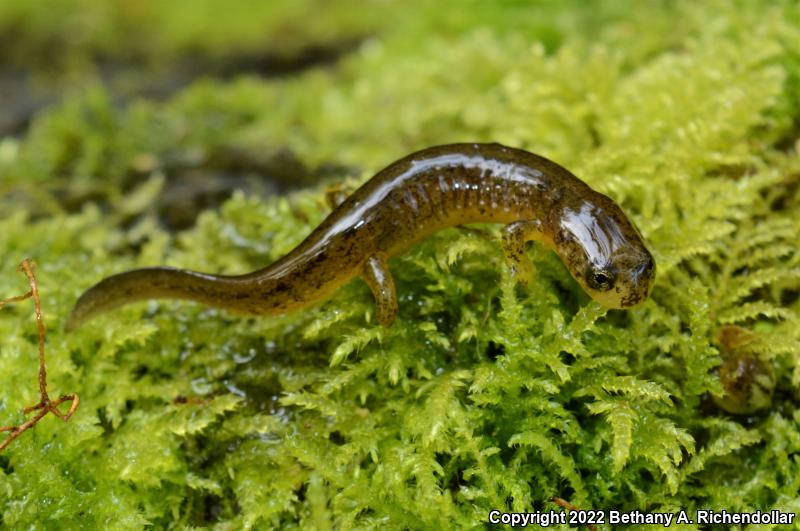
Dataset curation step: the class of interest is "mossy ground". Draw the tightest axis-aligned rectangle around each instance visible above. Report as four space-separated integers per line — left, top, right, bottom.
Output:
1 1 800 529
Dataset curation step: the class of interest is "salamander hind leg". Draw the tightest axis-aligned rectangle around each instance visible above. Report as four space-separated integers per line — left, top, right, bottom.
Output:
325 183 355 209
362 254 398 326
501 220 546 286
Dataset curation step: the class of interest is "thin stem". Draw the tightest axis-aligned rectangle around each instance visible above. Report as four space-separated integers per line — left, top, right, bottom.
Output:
551 497 598 531
0 259 79 453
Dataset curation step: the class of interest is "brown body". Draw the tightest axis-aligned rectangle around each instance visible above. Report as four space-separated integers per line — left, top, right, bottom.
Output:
66 143 655 330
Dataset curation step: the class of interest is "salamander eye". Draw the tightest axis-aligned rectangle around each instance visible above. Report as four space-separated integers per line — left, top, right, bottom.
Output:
587 268 615 291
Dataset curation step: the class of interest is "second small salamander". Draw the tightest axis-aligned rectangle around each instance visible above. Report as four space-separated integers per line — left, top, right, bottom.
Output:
66 143 655 330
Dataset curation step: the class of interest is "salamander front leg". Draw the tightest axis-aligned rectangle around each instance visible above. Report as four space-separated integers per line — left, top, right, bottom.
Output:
362 254 398 326
501 220 546 286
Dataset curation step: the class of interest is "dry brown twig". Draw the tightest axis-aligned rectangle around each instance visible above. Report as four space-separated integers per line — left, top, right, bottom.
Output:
0 259 79 452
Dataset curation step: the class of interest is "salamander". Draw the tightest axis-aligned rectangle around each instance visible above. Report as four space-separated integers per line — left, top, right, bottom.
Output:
66 143 655 330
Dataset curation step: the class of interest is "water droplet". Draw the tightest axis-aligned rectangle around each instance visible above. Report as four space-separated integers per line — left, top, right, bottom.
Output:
233 348 257 364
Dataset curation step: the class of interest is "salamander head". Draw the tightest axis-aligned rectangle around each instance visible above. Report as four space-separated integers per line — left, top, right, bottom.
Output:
552 198 655 309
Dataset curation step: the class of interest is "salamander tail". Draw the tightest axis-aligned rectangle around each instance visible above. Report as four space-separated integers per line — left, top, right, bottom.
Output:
65 267 234 331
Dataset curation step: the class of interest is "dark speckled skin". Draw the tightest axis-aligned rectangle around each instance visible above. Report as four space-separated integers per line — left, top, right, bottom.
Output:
66 143 655 330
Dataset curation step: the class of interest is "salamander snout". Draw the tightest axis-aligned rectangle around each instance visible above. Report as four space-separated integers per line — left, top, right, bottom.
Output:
554 199 656 309
582 247 655 309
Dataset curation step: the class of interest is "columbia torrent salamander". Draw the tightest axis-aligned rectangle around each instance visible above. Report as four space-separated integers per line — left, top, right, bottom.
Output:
66 143 655 330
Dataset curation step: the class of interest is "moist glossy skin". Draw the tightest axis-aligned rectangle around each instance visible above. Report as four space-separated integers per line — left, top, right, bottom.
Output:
66 143 655 330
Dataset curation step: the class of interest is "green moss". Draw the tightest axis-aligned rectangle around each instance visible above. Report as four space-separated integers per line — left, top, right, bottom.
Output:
2 0 800 528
